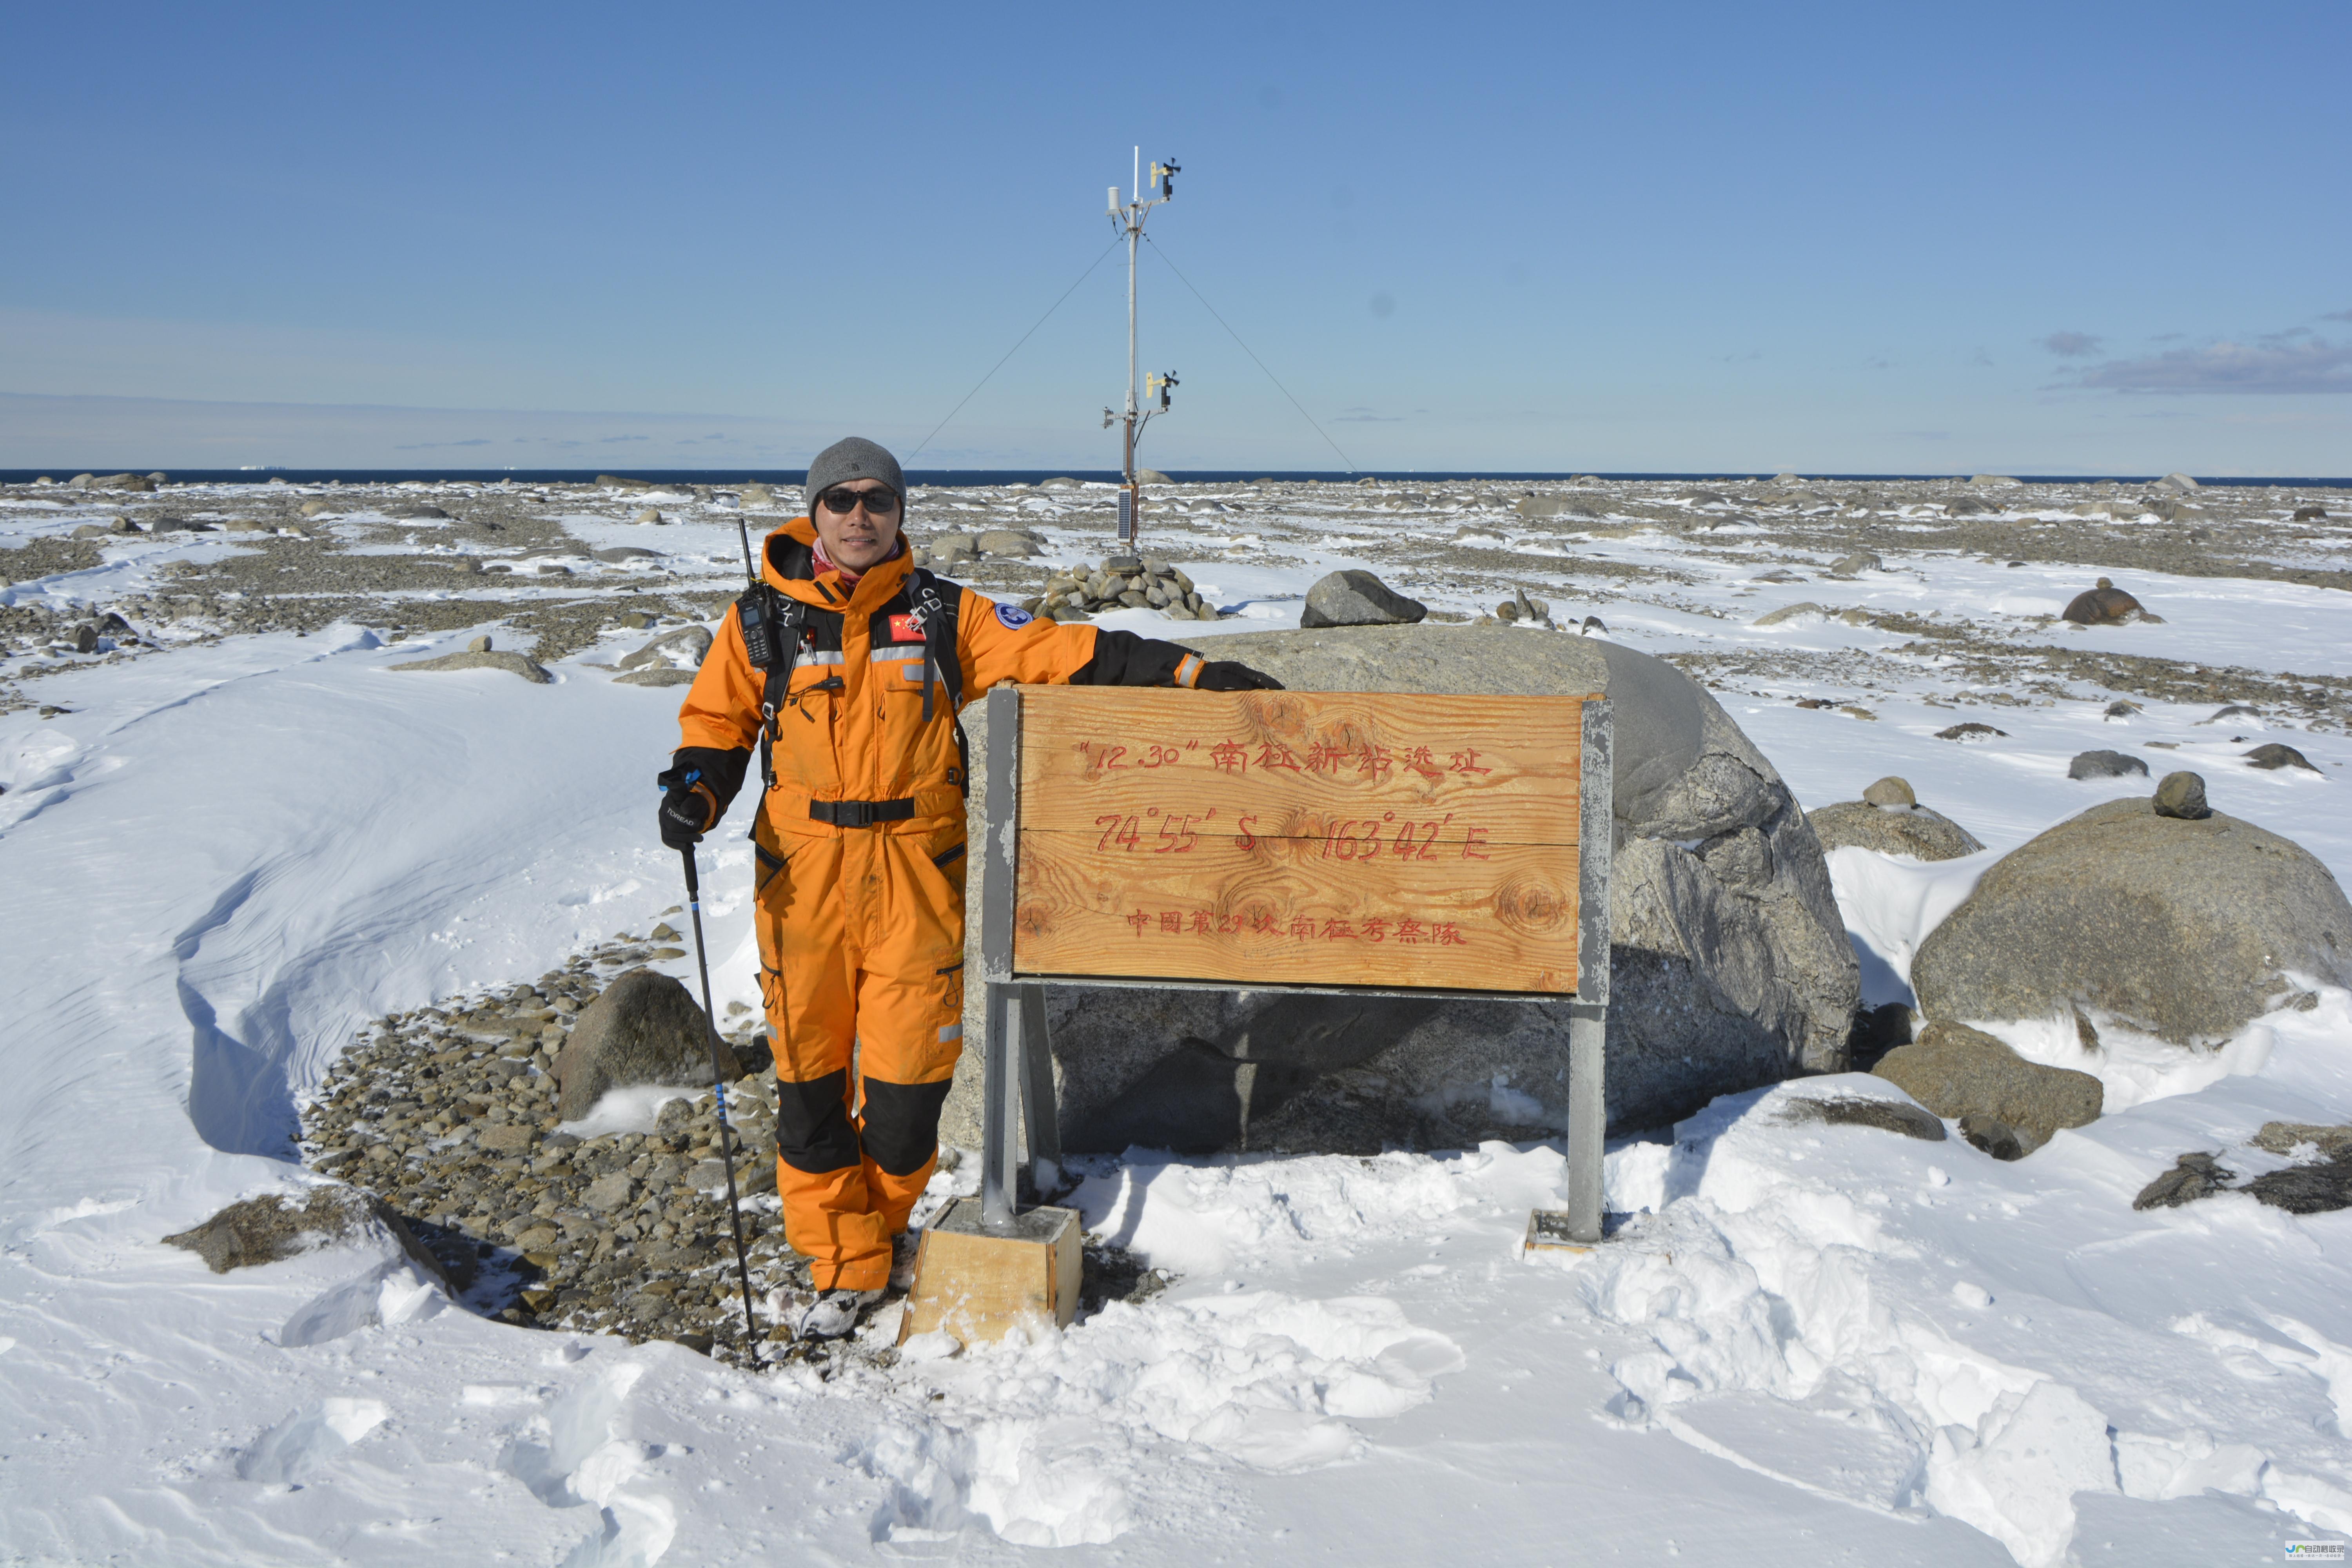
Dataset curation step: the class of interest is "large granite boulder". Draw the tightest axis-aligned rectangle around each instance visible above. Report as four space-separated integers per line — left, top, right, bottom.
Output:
940 624 1860 1154
1913 796 2352 1046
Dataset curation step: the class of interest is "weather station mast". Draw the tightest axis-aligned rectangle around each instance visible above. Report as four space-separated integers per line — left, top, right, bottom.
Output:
1103 147 1178 550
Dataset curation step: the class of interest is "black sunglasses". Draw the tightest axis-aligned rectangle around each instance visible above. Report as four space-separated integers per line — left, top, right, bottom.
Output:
818 487 900 515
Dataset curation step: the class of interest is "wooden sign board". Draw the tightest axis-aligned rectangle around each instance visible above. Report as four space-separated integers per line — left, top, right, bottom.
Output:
993 686 1607 999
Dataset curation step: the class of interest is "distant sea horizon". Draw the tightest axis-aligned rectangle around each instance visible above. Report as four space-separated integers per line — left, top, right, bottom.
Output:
5 468 2348 489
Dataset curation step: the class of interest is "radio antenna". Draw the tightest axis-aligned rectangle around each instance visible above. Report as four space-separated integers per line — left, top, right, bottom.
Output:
735 513 760 589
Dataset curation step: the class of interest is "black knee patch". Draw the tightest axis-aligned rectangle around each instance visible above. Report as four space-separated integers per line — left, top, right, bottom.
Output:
774 1069 860 1174
859 1077 953 1176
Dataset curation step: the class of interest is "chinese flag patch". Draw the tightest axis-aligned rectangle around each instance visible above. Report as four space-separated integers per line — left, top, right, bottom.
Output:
888 613 923 642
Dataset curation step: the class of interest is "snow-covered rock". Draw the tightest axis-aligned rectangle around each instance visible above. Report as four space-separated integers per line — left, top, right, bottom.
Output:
1914 797 2352 1046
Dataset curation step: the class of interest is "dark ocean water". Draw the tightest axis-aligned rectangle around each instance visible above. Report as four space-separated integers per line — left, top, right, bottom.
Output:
4 468 2346 489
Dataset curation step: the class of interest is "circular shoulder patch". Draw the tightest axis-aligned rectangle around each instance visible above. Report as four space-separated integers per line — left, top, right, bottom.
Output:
993 603 1034 629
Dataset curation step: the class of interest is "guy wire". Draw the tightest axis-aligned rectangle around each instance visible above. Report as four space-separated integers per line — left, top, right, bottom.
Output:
906 238 1123 463
1143 232 1359 474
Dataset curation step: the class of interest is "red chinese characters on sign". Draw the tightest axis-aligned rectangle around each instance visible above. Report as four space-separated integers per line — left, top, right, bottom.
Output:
1086 734 1510 782
1124 909 1470 945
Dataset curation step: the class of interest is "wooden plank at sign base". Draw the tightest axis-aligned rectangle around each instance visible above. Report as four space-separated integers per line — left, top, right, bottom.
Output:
1011 687 1592 995
1523 1209 1598 1258
898 1198 1082 1347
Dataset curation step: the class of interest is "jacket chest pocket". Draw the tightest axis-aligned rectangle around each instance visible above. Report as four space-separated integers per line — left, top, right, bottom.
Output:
774 666 845 793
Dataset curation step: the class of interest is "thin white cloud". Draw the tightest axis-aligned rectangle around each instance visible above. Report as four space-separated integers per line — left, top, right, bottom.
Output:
2040 331 2102 358
2066 336 2352 394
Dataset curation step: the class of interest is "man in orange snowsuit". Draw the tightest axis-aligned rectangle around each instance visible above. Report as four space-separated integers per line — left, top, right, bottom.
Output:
659 437 1280 1338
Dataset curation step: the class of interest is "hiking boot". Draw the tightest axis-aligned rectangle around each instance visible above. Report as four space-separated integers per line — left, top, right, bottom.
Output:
795 1287 884 1341
890 1230 923 1290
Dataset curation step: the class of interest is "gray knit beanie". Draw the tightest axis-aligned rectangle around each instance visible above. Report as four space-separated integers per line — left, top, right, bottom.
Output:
803 437 907 515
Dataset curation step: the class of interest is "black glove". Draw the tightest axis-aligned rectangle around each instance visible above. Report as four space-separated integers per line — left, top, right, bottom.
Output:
1195 661 1285 692
656 746 750 849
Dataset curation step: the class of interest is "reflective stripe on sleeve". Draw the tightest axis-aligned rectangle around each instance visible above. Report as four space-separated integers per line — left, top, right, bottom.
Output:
937 1023 963 1042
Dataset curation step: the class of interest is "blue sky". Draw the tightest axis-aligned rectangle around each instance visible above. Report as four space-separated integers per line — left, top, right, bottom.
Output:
4 1 2348 474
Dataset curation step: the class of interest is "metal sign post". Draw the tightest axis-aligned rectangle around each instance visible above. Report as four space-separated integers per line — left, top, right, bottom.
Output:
974 684 1614 1243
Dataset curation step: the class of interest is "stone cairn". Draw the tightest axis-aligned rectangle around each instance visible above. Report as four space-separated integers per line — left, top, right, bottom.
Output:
1024 554 1223 622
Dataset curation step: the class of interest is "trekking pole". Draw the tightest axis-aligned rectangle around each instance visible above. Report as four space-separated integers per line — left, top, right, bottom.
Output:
680 846 764 1368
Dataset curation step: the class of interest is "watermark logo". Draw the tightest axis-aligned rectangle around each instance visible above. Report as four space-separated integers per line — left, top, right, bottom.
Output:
2285 1544 2347 1561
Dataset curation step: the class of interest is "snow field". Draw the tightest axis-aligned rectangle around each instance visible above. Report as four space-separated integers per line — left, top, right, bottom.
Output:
4 480 2350 1563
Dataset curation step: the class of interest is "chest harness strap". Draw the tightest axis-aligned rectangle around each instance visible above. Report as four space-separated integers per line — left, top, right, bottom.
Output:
735 582 806 794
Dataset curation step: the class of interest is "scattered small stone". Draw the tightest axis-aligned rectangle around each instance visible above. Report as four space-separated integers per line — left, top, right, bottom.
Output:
1516 495 1597 520
2250 1121 2352 1157
618 625 711 671
1782 1095 1945 1142
2199 703 2261 724
1958 1114 2025 1161
468 635 494 653
2102 700 2141 720
2068 750 2149 780
1809 797 1984 860
1298 570 1426 629
2292 504 2328 521
390 649 554 683
2132 1151 2235 1210
974 528 1044 558
2242 1151 2352 1215
1863 776 1915 808
2243 743 2319 773
1935 722 2008 742
633 508 665 525
1828 552 1880 577
2152 771 2211 820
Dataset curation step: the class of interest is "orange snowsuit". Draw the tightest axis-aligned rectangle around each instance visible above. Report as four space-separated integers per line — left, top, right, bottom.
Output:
676 518 1205 1291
